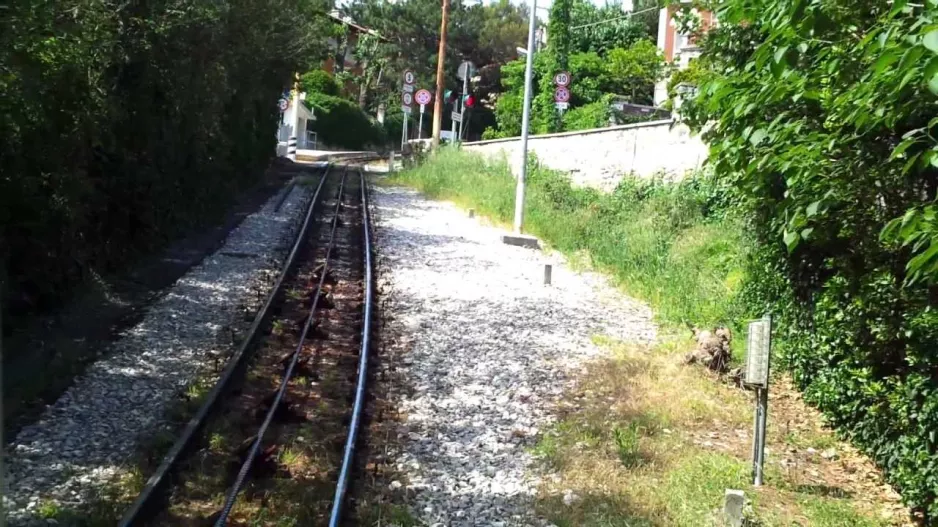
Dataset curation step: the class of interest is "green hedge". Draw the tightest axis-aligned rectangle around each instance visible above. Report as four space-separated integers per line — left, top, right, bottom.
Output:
306 93 386 150
686 0 938 519
1 0 330 320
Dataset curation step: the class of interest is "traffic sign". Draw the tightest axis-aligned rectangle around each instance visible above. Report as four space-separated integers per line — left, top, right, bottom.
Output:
402 105 412 114
403 70 416 85
457 61 477 81
415 89 432 106
402 92 414 106
420 103 426 114
403 84 414 93
451 111 462 123
278 98 288 111
554 86 570 103
555 102 569 110
554 71 571 87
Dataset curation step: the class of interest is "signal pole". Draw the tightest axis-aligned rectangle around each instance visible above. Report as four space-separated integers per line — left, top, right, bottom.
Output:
431 0 450 149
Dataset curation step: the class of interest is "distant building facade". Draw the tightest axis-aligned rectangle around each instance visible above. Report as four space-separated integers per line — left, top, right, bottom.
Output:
654 2 716 106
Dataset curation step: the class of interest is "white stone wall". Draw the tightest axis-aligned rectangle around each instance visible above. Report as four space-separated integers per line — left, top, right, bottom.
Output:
462 120 708 191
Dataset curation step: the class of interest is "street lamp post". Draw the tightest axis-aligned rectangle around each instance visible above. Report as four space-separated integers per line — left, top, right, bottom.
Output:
513 0 537 234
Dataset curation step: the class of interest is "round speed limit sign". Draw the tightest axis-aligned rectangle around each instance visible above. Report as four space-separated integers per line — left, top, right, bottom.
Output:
402 91 414 106
403 70 416 85
553 71 571 87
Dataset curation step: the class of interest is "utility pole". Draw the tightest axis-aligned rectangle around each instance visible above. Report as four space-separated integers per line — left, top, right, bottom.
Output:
513 0 537 234
431 0 450 149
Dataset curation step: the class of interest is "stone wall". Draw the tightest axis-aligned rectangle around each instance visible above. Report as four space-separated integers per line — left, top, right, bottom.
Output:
463 119 708 190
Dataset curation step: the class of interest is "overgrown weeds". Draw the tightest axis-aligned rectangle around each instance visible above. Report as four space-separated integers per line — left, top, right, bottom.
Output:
532 336 908 526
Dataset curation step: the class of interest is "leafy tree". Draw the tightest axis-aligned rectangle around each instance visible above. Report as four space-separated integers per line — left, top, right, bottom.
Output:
607 39 665 104
568 0 652 56
685 0 938 518
301 69 342 97
0 0 335 321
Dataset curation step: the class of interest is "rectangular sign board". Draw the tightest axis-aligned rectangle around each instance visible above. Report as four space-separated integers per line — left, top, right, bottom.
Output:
451 111 462 123
402 84 414 93
555 102 569 110
402 105 412 114
744 316 772 387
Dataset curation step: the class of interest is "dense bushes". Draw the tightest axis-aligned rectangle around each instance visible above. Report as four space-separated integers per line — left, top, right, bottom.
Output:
0 0 331 319
306 92 386 150
686 0 938 518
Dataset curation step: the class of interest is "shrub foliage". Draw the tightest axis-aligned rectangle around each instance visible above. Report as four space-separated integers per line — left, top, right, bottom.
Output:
686 0 938 518
0 0 331 317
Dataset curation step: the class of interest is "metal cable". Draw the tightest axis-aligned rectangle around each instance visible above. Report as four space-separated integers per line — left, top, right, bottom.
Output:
213 168 349 526
328 169 374 526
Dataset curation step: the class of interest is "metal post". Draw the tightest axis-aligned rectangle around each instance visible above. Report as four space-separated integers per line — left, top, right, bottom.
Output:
418 107 424 139
431 0 450 149
513 0 537 234
401 113 407 150
451 102 458 143
753 386 768 486
458 73 468 142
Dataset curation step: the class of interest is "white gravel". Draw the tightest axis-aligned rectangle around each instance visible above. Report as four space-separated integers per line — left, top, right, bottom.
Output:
374 186 657 526
3 182 314 525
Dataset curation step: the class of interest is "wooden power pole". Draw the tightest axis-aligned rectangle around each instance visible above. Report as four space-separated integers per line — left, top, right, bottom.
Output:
431 0 450 149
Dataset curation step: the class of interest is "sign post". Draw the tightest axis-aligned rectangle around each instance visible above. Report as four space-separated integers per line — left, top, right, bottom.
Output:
401 70 415 149
744 315 773 486
415 89 432 139
553 72 571 117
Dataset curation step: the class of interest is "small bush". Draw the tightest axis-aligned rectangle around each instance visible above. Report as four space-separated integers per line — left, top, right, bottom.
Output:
300 70 341 97
613 423 642 467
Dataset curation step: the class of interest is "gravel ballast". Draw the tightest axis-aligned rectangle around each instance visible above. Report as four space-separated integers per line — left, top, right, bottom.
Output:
3 182 315 525
373 186 657 526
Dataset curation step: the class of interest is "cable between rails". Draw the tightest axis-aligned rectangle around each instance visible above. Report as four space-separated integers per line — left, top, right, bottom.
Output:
213 168 349 526
328 169 374 526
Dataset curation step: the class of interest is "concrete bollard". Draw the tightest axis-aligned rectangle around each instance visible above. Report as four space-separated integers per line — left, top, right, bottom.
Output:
723 489 745 527
544 264 552 285
468 209 475 218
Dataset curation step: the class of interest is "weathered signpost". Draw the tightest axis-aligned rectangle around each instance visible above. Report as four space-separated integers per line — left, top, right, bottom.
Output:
401 70 415 149
744 314 773 486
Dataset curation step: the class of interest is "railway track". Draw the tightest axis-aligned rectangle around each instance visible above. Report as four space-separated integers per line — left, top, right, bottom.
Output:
118 163 375 526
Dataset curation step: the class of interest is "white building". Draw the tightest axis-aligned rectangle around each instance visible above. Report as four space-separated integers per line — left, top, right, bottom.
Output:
276 94 316 156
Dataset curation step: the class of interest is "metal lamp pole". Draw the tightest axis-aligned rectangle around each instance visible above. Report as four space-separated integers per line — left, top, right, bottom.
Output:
513 0 537 234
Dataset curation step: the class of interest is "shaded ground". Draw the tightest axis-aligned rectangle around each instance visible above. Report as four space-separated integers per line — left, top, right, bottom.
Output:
2 159 310 436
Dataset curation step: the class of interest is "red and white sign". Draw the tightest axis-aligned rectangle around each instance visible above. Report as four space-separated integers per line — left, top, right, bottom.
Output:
553 71 571 87
402 91 414 106
415 89 432 106
554 86 570 103
403 70 416 85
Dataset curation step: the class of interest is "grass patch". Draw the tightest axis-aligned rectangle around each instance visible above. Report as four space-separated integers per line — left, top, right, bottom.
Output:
388 148 746 329
531 335 904 526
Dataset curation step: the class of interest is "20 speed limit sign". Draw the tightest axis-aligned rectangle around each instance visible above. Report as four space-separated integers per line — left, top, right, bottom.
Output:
554 86 571 103
553 71 571 87
415 89 432 106
403 70 416 85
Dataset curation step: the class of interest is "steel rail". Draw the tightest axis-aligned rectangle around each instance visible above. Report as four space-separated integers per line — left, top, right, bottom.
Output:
328 169 374 526
118 166 331 527
212 168 350 526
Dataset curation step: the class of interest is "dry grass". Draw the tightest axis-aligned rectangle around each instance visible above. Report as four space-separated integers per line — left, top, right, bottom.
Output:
533 334 912 527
